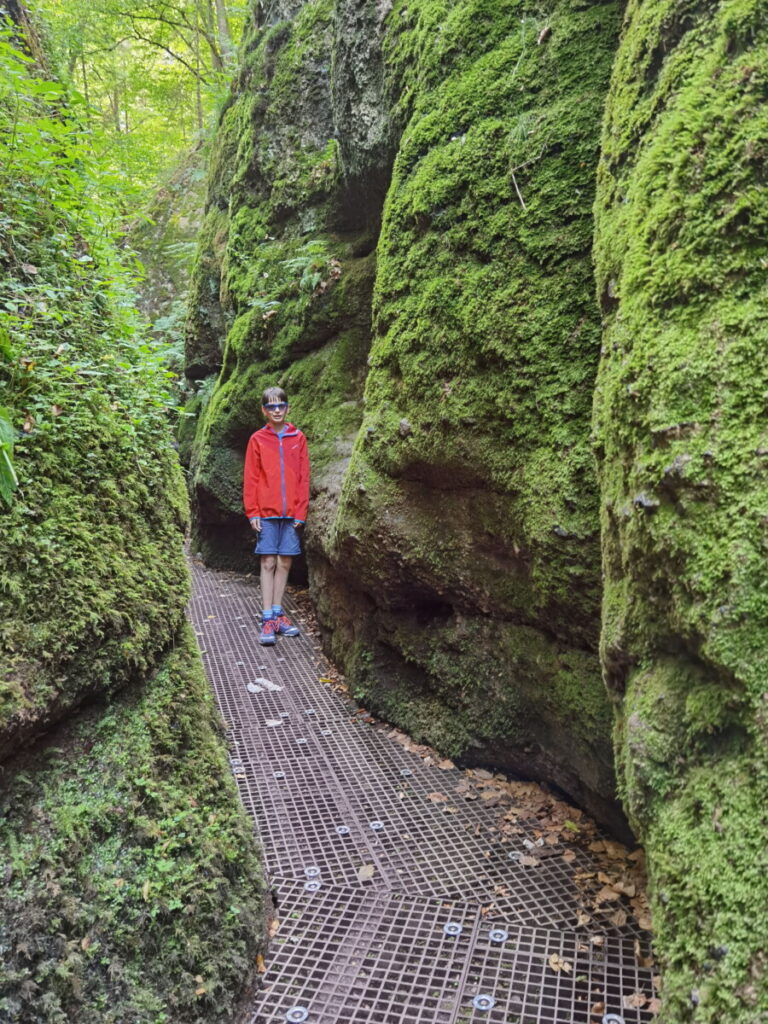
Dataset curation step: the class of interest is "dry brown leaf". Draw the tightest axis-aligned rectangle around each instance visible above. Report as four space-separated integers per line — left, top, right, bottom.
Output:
81 936 92 951
649 997 662 1014
142 880 151 901
609 908 627 928
576 910 591 927
548 953 572 974
195 986 207 996
594 885 622 903
473 769 494 780
256 954 267 974
603 839 629 860
613 879 636 898
427 792 449 803
268 918 280 938
588 840 606 853
520 854 540 867
358 863 376 881
590 1002 605 1017
623 991 648 1009
438 759 455 770
562 850 577 864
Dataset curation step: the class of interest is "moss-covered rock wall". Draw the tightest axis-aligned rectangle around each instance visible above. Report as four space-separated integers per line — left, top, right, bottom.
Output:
592 1 768 1018
0 11 264 1019
316 0 622 828
185 0 623 832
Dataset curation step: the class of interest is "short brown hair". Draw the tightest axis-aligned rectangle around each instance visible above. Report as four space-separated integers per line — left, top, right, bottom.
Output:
262 385 287 405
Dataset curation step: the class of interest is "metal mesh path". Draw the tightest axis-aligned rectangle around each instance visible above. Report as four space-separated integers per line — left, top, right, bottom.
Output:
189 560 655 1024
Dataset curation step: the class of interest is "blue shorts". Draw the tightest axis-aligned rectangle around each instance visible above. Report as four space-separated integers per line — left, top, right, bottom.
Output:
254 518 302 557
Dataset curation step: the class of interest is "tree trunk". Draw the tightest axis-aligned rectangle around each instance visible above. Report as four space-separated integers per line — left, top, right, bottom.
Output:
213 0 234 67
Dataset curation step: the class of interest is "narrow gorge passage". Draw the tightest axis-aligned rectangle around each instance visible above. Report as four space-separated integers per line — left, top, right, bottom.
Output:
189 559 655 1024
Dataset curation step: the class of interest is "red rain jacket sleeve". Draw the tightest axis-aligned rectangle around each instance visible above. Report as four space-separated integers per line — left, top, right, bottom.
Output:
294 432 310 522
243 433 262 520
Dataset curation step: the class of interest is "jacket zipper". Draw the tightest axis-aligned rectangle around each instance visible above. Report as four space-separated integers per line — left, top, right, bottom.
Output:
278 431 287 516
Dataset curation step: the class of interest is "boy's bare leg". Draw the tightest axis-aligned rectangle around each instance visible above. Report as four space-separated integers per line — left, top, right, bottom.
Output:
272 555 292 609
260 555 277 610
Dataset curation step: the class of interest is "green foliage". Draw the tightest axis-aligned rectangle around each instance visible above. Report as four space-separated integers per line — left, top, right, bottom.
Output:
0 627 264 1024
0 24 189 749
0 402 18 504
28 0 245 190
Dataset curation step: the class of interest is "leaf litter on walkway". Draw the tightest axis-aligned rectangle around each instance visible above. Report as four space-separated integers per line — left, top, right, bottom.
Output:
295 584 654 960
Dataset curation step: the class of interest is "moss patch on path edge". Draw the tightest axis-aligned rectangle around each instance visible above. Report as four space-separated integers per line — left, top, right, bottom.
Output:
0 623 265 1024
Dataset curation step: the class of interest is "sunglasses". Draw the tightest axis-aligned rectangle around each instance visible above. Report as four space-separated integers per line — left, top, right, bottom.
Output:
263 402 288 410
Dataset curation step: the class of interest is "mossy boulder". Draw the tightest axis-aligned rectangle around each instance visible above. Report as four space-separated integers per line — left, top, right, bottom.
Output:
317 0 623 827
593 0 768 1016
0 626 264 1024
0 17 264 1019
184 0 624 829
184 0 388 569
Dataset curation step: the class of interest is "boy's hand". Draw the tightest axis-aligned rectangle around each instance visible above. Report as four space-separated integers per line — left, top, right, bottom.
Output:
292 520 303 530
250 517 261 532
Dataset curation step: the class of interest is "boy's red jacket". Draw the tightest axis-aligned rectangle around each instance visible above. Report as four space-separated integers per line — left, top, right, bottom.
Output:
243 423 310 522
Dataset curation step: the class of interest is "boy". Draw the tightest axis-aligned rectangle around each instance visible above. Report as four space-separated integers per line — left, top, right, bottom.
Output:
243 386 310 646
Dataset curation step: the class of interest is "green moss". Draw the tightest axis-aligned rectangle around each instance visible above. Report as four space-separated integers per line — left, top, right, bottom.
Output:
0 625 264 1024
594 0 768 1015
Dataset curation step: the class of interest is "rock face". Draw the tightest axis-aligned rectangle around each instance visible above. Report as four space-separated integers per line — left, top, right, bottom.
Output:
186 0 622 830
593 1 768 1019
185 0 768 1012
0 11 264 1020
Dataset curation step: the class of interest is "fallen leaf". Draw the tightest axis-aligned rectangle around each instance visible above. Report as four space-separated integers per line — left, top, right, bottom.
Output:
590 1002 605 1017
22 414 35 433
358 863 376 881
548 953 572 974
81 936 92 951
195 986 207 996
268 918 280 938
649 997 662 1014
588 840 606 853
142 880 151 901
609 908 627 928
113 878 124 888
520 855 540 867
256 954 267 974
623 991 648 1009
427 792 449 803
21 262 38 275
473 769 494 780
576 910 591 927
562 850 577 863
51 404 63 416
438 759 455 770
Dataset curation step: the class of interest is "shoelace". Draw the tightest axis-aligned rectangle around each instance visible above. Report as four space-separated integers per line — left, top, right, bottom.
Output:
261 618 278 635
275 614 293 630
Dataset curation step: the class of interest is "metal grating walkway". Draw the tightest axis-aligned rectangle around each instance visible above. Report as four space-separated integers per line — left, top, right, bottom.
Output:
189 560 656 1024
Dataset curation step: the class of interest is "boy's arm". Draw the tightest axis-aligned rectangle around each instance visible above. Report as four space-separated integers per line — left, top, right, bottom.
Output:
293 433 310 524
243 435 262 525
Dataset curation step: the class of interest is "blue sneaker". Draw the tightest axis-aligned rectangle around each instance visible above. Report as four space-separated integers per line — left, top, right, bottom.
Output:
259 618 278 645
274 613 300 637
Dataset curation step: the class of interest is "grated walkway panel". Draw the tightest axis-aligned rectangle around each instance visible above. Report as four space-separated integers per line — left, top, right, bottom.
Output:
189 561 656 1024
